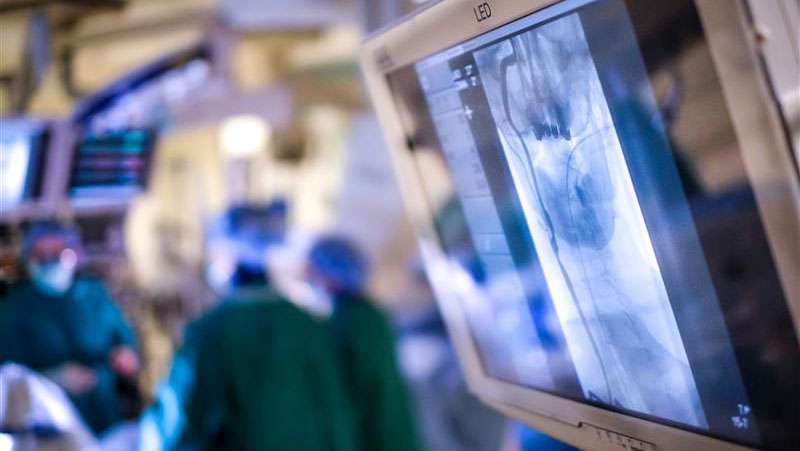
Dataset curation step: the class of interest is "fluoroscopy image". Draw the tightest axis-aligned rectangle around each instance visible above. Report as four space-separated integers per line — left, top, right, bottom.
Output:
473 13 708 428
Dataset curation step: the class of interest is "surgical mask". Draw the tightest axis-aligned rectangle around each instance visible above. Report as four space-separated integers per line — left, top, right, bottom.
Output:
308 279 332 304
206 258 235 295
290 279 332 318
29 261 76 296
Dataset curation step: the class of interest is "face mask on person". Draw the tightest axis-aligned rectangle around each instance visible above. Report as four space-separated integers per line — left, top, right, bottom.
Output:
307 278 332 305
29 258 76 296
205 257 235 295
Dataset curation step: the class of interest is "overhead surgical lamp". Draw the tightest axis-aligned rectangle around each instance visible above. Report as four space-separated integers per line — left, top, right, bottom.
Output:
218 115 272 159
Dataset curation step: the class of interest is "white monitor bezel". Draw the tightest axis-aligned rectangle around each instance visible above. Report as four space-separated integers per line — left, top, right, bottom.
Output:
0 117 58 222
359 0 800 450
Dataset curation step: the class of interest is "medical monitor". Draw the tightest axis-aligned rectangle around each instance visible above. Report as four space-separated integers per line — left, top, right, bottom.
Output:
0 118 48 212
361 0 800 450
65 45 208 209
68 128 155 200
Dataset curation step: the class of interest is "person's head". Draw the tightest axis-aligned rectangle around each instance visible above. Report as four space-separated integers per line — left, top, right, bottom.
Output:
307 235 368 296
204 198 289 294
22 221 83 296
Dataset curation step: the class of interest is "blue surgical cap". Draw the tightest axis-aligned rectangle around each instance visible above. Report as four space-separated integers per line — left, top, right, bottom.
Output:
206 199 288 267
308 235 368 292
21 221 82 260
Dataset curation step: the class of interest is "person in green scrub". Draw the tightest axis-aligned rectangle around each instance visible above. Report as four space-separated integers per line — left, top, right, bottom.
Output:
175 203 357 451
308 235 422 451
0 221 140 435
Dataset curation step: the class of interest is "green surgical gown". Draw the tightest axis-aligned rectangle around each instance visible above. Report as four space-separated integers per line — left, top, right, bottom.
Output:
0 276 136 434
328 292 422 451
177 291 357 451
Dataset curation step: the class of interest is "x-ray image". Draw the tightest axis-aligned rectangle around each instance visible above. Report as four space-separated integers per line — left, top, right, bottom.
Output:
473 14 708 428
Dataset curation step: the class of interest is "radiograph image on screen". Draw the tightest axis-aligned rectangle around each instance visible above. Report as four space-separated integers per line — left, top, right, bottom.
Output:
472 13 708 428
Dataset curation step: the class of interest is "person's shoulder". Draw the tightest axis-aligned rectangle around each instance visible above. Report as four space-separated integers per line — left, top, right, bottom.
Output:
2 279 33 297
69 275 119 310
72 275 108 296
190 300 234 330
74 274 104 287
334 293 393 333
275 298 326 329
181 302 233 352
211 291 312 326
0 281 33 309
338 293 387 319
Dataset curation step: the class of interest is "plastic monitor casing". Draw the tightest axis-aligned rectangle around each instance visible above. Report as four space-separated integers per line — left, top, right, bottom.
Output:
0 118 61 223
0 120 134 224
359 0 800 450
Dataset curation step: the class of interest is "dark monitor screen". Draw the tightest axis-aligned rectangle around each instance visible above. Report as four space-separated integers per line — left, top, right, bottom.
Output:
385 0 800 448
69 129 155 199
0 119 48 210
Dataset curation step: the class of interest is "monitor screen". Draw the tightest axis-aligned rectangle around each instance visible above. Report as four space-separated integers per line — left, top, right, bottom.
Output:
69 129 154 199
0 119 48 210
386 0 800 447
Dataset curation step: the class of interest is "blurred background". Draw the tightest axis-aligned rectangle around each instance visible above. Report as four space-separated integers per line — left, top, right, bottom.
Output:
0 0 423 376
0 0 426 313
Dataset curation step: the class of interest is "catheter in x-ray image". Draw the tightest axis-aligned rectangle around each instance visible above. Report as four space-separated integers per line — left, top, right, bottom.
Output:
473 14 708 428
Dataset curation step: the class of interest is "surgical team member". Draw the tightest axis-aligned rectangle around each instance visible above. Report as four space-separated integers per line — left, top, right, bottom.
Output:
140 199 291 451
176 204 357 451
0 221 139 434
308 235 422 451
